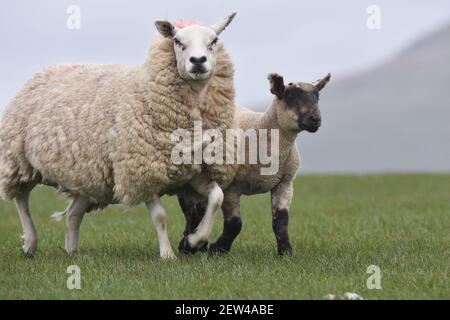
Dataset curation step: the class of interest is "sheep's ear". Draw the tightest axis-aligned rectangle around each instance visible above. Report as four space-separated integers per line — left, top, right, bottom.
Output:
211 12 237 35
314 73 331 91
268 73 285 99
155 20 176 38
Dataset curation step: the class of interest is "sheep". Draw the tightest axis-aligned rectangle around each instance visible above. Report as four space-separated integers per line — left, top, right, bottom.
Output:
177 72 331 255
0 12 237 259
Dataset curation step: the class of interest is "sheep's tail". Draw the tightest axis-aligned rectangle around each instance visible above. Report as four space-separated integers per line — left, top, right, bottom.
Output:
51 210 66 222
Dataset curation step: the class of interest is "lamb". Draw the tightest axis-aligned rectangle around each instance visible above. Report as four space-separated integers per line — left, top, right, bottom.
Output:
177 72 331 255
0 12 237 259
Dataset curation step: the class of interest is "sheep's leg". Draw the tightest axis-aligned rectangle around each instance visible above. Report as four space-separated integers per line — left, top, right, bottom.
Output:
209 192 242 254
177 195 208 253
271 181 294 256
181 179 223 252
146 195 176 260
15 183 38 256
65 197 90 255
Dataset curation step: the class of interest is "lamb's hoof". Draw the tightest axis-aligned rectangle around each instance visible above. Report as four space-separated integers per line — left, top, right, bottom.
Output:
178 236 197 254
199 241 209 253
277 244 293 256
21 234 37 257
208 242 230 255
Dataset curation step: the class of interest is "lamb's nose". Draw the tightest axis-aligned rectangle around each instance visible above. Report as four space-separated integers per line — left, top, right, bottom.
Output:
189 56 207 65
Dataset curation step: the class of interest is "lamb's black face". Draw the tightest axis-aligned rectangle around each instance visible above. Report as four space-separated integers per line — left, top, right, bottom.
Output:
268 72 330 133
284 84 321 133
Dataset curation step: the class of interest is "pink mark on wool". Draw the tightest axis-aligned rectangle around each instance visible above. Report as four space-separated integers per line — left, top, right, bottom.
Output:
61 65 81 74
173 19 205 29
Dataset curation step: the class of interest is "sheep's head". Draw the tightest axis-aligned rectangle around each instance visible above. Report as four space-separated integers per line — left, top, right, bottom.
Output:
155 12 237 85
268 73 331 133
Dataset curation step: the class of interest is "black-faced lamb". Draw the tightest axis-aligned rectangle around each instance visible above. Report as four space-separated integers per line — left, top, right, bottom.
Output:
178 72 331 255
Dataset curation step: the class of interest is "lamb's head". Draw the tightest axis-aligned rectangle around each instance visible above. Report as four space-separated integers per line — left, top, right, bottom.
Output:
155 12 237 84
268 73 331 133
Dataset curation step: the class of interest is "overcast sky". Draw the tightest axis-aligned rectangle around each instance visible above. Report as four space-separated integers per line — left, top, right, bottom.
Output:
1 1 450 173
1 0 450 108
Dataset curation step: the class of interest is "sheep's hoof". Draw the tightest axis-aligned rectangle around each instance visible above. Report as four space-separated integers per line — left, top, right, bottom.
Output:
178 236 197 254
21 234 37 257
65 244 79 256
160 250 177 260
66 250 79 256
22 245 36 258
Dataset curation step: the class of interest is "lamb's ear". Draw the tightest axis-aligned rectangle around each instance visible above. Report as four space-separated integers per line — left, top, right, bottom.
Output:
155 20 176 38
268 73 285 99
211 12 237 35
314 73 331 91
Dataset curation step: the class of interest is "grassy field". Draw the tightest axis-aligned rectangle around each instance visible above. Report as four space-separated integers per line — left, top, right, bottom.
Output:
0 174 449 299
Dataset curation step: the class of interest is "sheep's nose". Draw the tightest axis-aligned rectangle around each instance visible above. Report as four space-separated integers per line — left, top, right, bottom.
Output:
189 56 207 65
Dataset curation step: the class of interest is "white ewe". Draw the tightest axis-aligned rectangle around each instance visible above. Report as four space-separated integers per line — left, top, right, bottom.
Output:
0 13 237 259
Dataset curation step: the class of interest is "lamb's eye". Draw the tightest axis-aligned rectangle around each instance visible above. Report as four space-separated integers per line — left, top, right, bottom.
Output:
314 91 320 100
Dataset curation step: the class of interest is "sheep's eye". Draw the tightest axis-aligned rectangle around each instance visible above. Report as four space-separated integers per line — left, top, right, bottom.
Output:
209 38 218 50
173 38 185 50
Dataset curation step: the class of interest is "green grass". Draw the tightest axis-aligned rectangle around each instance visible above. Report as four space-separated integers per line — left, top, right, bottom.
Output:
0 174 449 299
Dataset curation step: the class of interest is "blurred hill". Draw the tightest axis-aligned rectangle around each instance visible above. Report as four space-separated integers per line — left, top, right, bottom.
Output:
256 23 450 173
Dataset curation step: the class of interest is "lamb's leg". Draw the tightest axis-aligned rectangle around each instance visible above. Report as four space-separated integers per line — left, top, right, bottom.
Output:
180 179 223 252
146 195 176 260
177 195 208 253
271 181 294 256
15 184 38 256
209 192 242 254
65 197 90 255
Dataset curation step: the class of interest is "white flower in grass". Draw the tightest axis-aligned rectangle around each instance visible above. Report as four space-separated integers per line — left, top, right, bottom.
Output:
344 292 364 300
